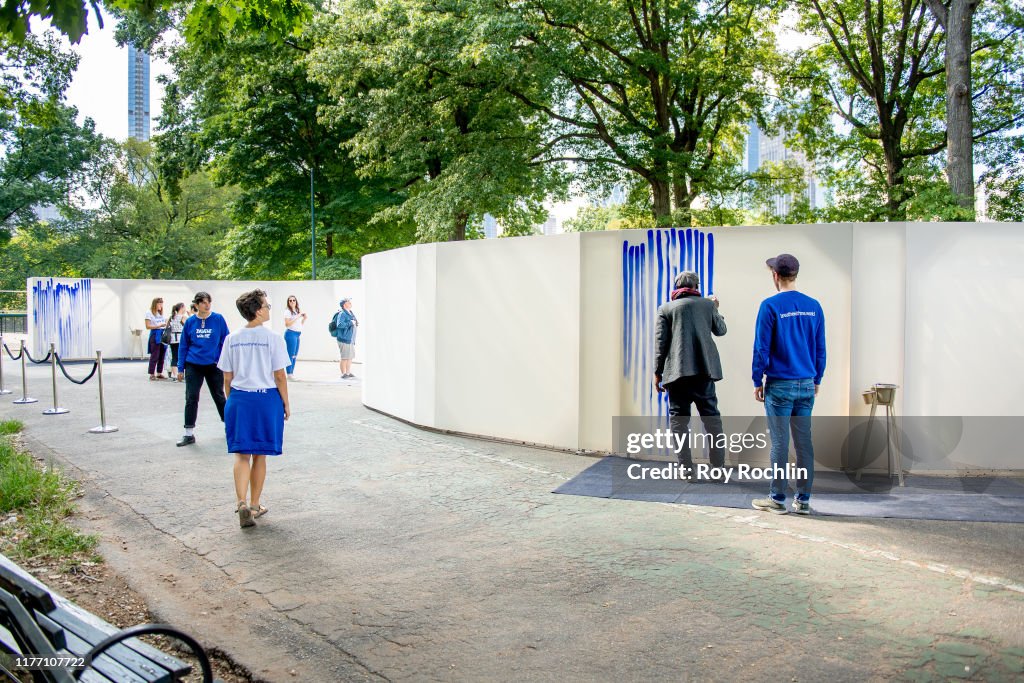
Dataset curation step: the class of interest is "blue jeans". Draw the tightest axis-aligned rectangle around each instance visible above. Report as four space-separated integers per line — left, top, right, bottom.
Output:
284 330 301 375
764 379 816 502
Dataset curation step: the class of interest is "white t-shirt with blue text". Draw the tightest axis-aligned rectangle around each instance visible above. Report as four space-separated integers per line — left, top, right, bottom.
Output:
217 325 290 390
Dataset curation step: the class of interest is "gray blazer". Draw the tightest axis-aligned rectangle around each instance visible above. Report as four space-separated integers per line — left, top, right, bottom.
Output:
654 295 727 384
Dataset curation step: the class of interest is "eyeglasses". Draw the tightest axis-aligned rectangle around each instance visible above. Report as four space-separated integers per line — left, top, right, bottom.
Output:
287 299 296 302
262 302 271 309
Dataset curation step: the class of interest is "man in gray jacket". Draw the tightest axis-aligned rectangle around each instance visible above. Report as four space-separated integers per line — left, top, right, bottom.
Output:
654 271 728 476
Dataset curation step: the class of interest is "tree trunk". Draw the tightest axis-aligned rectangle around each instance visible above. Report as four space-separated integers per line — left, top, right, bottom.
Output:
650 178 672 225
884 162 908 222
672 181 693 227
945 0 976 216
326 233 334 258
453 212 468 241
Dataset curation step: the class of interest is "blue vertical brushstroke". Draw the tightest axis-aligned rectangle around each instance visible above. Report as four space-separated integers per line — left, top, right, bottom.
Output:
639 244 648 413
698 232 705 295
671 228 679 278
686 229 694 271
625 245 634 377
708 234 715 295
632 246 642 404
622 242 631 377
656 230 664 304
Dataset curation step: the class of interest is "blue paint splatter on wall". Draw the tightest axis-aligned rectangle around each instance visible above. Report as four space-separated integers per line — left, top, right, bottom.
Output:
32 278 93 359
621 229 716 415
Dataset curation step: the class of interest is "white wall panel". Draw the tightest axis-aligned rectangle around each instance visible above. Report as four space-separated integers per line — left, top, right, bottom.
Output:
362 246 422 422
905 222 1024 416
433 235 581 447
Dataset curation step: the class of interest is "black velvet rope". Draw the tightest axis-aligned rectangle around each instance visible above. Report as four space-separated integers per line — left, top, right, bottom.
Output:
22 347 52 364
54 354 98 385
1 342 20 361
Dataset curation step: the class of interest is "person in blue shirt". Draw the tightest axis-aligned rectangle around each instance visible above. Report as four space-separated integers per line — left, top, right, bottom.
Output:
175 291 230 447
750 254 826 515
334 298 359 379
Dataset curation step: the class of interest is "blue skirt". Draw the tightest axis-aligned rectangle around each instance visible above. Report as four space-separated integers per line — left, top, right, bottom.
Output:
224 388 285 455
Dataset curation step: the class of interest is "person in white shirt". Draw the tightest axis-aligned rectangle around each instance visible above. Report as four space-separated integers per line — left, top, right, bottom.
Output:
217 289 291 528
166 302 186 380
144 297 167 381
283 295 307 378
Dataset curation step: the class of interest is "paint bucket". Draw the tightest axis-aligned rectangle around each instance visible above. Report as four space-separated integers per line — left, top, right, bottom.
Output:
862 390 876 405
873 383 898 406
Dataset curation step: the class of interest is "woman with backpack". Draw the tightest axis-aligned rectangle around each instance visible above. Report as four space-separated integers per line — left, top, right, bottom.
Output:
334 298 358 379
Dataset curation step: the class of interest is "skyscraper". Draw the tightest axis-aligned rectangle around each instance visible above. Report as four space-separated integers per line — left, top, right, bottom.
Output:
747 121 817 216
127 45 151 141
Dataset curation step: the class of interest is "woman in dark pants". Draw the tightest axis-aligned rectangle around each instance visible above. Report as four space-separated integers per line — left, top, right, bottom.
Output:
175 291 231 447
145 297 167 381
167 302 186 380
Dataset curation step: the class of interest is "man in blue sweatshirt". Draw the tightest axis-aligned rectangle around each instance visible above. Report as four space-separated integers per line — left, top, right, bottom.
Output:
175 291 230 447
751 254 826 515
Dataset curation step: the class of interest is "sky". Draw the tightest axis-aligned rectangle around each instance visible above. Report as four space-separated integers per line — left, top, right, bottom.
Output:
46 12 171 141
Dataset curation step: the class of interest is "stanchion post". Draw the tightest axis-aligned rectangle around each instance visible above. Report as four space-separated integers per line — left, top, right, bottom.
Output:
43 341 69 415
0 334 12 395
88 350 117 433
12 339 37 404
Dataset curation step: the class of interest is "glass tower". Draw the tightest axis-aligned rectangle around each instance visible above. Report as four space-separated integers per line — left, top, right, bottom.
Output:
127 45 151 141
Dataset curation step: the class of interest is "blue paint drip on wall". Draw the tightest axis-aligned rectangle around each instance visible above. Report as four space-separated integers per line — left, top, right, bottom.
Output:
708 234 715 295
31 278 93 359
621 229 717 415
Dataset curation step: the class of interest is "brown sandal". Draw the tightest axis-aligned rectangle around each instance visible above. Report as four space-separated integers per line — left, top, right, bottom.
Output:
237 500 255 528
250 504 268 519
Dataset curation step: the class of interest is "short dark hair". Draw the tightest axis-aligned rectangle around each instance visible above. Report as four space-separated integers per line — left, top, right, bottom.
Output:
236 289 267 322
193 291 211 305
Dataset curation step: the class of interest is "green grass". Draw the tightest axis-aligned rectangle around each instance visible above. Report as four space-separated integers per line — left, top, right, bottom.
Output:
0 421 98 562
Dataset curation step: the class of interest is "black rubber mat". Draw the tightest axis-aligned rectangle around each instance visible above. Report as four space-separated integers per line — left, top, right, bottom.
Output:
553 457 1024 522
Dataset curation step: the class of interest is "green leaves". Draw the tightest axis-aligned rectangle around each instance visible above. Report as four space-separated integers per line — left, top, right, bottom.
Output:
784 0 1024 220
0 0 309 46
310 0 565 241
0 33 101 238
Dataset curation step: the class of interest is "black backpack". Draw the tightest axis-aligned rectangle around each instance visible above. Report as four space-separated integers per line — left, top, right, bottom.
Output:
328 311 340 335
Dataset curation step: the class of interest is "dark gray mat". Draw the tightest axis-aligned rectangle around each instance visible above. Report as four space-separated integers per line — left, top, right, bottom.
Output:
552 457 1024 523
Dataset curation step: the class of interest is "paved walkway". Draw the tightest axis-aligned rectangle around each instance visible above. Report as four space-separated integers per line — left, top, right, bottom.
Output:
1 359 1022 682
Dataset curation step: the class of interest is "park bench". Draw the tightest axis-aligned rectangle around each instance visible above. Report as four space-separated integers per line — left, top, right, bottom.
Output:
0 554 219 682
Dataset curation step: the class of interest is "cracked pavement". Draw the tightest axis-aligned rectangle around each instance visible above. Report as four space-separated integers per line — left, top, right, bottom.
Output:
2 360 1023 682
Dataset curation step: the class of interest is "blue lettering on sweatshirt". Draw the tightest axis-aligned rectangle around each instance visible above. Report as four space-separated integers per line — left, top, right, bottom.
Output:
751 291 826 387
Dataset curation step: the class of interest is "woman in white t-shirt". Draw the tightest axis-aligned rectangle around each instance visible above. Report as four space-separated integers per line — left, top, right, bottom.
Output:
217 289 291 529
144 297 167 381
283 295 307 378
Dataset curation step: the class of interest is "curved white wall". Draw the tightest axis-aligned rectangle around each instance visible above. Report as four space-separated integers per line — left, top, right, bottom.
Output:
362 222 1024 470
